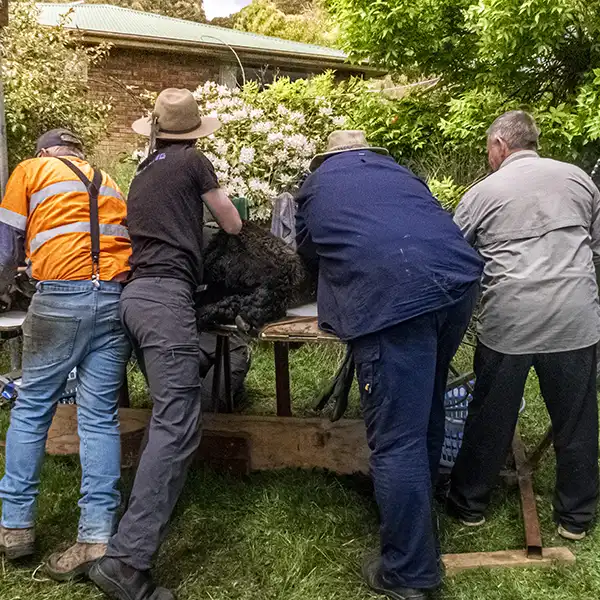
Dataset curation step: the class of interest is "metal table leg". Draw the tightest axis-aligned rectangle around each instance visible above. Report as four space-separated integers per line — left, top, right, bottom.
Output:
223 335 233 413
274 342 292 417
212 335 224 410
512 428 543 558
212 333 234 413
118 373 130 408
524 426 553 472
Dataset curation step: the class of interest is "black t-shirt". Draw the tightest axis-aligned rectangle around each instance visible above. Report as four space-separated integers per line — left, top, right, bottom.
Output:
127 143 219 287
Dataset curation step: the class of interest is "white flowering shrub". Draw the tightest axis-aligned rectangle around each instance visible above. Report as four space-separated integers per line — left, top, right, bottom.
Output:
194 76 350 221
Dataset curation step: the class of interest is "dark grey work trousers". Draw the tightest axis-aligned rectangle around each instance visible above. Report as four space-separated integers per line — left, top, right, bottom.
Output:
106 277 203 570
449 342 599 534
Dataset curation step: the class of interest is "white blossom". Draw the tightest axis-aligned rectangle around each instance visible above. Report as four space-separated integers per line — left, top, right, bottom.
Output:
239 147 256 165
213 139 228 155
274 148 289 162
332 115 347 127
267 132 285 144
277 173 296 186
231 108 249 120
319 106 333 116
277 105 290 116
284 134 312 153
251 121 274 134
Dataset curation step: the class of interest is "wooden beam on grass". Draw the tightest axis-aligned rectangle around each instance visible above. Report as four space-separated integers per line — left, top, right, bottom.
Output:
443 547 575 574
43 406 371 475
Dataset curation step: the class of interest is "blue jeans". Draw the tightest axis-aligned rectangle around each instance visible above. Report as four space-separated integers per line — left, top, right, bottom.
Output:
0 281 131 542
351 284 478 589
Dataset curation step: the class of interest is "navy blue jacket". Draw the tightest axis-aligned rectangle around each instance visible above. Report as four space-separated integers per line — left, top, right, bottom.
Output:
296 151 484 341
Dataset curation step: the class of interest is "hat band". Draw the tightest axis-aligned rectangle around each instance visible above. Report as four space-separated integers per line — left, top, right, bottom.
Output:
157 119 203 135
326 143 369 152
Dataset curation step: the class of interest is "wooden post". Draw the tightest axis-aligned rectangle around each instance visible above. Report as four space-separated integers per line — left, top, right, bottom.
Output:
0 0 9 197
0 1 7 29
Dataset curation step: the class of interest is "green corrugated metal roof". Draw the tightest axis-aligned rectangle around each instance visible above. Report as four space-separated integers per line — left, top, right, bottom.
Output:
36 3 348 61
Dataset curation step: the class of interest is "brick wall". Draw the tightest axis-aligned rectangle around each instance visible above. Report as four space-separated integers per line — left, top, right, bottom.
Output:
89 48 222 158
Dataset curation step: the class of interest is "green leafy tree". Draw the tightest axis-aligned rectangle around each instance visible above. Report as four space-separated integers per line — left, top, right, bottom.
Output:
235 0 337 46
273 0 313 15
2 2 110 169
49 0 207 23
210 14 237 28
330 0 600 101
328 0 600 184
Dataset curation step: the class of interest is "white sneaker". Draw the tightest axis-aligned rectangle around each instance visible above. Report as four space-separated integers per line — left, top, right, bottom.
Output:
460 516 486 527
558 524 586 541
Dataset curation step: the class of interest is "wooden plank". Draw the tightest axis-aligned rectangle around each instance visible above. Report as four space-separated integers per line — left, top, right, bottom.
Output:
41 408 370 475
193 431 251 476
260 317 338 343
204 413 370 474
513 428 543 558
443 547 575 574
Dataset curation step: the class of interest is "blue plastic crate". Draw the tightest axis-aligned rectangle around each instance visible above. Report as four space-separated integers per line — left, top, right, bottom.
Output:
441 375 525 469
440 378 473 468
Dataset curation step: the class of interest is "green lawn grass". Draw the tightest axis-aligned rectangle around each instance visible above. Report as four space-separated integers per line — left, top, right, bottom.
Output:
0 342 599 600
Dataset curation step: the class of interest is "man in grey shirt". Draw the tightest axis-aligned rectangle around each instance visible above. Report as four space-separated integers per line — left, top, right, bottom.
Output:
448 110 600 541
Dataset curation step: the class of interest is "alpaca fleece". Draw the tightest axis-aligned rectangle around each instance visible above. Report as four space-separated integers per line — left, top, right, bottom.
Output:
196 222 316 330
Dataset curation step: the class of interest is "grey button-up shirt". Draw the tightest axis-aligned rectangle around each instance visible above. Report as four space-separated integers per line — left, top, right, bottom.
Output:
454 150 600 354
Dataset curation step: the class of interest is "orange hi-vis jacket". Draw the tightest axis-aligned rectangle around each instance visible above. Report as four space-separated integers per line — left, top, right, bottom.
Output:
0 156 131 281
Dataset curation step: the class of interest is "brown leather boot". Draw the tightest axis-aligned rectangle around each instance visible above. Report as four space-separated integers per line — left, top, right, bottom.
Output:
0 525 35 560
45 542 107 582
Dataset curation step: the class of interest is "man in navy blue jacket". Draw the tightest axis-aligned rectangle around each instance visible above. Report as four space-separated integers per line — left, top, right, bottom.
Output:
296 131 483 600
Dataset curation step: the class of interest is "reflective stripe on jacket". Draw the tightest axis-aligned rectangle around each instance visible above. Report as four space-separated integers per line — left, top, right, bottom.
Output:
0 156 131 281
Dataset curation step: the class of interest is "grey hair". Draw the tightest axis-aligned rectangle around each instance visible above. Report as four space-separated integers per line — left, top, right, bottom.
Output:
487 110 540 151
41 144 85 160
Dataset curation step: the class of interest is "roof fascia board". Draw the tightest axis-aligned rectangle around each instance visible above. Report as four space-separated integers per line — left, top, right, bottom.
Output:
80 31 385 75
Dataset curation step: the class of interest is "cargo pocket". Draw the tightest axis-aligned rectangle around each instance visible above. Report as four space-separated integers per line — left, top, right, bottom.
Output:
353 338 382 410
22 312 81 370
163 343 202 392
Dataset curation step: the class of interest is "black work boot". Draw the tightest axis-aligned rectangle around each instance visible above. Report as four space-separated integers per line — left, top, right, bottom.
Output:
362 552 435 600
89 556 175 600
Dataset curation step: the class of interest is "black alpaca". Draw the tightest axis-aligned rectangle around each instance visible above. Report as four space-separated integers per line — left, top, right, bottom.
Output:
196 222 316 331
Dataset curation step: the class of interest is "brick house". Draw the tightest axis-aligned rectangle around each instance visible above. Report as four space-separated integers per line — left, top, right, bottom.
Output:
37 3 382 155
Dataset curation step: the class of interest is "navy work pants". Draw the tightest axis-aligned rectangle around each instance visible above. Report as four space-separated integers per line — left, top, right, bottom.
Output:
449 343 599 533
351 284 477 589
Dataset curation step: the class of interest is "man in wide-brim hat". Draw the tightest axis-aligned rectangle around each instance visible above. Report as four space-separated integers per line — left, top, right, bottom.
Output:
296 130 484 600
90 88 242 600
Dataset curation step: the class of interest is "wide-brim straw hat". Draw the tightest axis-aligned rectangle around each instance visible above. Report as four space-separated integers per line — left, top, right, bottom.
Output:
309 130 389 172
132 88 221 140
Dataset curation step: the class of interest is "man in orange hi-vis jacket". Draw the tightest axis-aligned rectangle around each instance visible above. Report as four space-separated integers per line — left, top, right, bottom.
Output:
0 129 131 582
